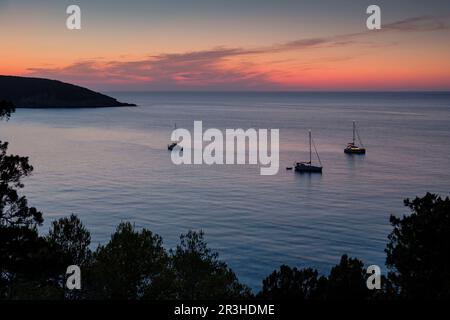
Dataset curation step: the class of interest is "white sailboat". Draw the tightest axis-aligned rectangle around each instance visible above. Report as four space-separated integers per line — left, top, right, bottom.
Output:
344 121 366 154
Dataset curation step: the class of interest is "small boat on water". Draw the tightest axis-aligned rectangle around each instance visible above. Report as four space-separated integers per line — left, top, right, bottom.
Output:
344 121 366 154
168 142 178 151
295 130 323 173
168 123 183 151
168 142 183 151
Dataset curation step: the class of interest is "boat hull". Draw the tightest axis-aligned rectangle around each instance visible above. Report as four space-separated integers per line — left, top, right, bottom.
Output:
295 164 323 173
344 147 366 154
168 143 177 151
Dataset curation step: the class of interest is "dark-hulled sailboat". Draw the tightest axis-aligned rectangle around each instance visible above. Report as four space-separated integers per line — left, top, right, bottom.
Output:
295 130 323 173
344 121 366 154
168 123 183 151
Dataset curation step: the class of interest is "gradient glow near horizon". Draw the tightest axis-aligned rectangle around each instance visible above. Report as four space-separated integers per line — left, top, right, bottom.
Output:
1 0 450 91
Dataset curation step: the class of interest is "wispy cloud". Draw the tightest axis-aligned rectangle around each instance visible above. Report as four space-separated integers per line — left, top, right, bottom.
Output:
24 36 364 90
25 15 450 90
28 49 278 90
384 15 450 32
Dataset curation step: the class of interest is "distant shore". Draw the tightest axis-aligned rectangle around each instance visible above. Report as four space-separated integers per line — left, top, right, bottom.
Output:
14 103 137 109
0 75 136 108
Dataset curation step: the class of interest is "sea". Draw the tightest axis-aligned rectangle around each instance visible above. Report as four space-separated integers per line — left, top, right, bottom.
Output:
1 92 449 291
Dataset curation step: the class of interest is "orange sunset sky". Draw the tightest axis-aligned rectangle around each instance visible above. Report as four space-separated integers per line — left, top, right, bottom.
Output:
1 0 450 91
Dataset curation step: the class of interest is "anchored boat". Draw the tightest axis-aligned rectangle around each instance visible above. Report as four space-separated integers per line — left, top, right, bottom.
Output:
344 121 366 154
167 142 178 151
168 123 183 151
295 130 323 173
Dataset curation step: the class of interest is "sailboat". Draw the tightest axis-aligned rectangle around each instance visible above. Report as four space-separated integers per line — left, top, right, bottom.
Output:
168 123 183 151
295 130 323 173
344 121 366 154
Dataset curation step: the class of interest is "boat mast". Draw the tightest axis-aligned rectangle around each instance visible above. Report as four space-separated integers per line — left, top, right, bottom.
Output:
352 121 355 145
309 130 312 164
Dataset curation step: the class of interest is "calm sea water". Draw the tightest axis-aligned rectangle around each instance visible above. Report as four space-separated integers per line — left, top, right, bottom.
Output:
1 92 450 291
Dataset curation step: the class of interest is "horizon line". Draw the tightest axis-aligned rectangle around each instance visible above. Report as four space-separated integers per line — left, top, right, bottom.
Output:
103 90 450 94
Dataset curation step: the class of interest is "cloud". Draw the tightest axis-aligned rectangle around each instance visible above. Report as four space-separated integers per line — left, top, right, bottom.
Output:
384 15 450 32
27 49 278 90
25 15 450 90
25 36 361 90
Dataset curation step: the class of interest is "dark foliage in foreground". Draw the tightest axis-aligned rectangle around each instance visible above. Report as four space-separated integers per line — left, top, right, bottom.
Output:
386 193 450 299
258 255 374 300
170 230 252 300
1 102 46 299
1 217 252 299
87 222 170 299
1 191 447 300
259 193 450 300
258 266 326 300
1 105 450 300
0 101 15 120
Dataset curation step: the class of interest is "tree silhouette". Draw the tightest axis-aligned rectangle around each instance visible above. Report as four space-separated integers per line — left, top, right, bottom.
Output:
88 222 170 299
0 103 46 299
259 255 371 300
258 265 326 300
386 193 450 299
41 214 92 299
0 143 43 228
47 214 91 267
0 100 15 121
170 230 251 299
326 254 370 300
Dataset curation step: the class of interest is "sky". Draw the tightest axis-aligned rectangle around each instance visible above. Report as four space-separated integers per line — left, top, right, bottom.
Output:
1 0 450 91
